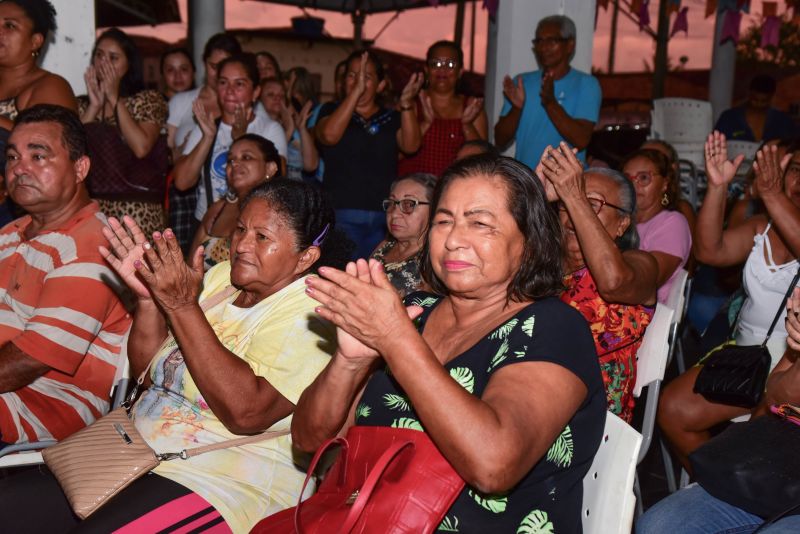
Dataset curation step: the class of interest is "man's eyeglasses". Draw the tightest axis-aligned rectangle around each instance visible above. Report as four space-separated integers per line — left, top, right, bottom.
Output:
626 171 657 187
382 198 430 214
532 37 569 47
557 198 630 215
427 58 459 70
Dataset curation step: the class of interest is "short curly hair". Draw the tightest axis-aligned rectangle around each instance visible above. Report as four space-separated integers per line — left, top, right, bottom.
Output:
6 0 56 38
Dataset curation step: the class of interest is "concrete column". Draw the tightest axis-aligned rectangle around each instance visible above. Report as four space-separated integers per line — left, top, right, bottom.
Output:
708 9 736 122
485 0 596 145
40 0 95 96
188 0 225 85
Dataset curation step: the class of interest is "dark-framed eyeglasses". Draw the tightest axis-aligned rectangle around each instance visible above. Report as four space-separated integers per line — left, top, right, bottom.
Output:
557 198 630 215
427 58 459 70
532 36 569 47
626 171 657 187
382 198 430 214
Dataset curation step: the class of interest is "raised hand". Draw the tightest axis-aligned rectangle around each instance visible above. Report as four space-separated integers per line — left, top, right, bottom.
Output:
399 72 424 109
295 100 314 132
503 75 525 109
540 71 556 108
193 99 217 138
99 216 152 301
704 131 745 187
787 288 800 352
417 90 434 134
134 229 204 313
305 259 423 364
753 144 792 199
538 142 584 202
353 51 369 99
461 97 484 126
97 57 121 106
83 66 103 108
231 103 253 141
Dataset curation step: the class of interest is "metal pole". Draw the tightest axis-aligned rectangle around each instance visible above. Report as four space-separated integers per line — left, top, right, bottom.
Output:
652 0 671 99
469 0 476 72
352 10 365 49
708 9 736 121
188 0 225 86
454 0 466 48
607 0 620 73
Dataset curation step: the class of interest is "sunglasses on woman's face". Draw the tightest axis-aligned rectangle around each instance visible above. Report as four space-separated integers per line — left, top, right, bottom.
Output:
427 58 459 70
382 198 430 214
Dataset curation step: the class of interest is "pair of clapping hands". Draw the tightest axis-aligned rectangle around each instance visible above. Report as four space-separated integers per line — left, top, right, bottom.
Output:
788 289 800 354
705 130 791 196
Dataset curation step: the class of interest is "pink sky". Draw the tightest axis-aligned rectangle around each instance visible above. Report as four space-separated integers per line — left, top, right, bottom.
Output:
126 0 788 74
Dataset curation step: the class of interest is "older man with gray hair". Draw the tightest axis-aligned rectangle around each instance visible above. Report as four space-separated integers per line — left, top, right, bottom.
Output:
494 14 601 167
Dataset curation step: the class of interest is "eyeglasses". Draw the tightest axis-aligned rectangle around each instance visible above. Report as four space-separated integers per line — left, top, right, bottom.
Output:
382 198 430 214
626 171 657 187
427 58 459 70
557 198 630 215
532 37 569 47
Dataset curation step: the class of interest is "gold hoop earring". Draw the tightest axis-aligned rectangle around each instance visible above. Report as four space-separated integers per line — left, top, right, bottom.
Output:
661 193 669 206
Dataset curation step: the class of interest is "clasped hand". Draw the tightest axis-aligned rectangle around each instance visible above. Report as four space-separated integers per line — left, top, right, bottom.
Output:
304 259 422 367
100 216 205 313
536 141 583 203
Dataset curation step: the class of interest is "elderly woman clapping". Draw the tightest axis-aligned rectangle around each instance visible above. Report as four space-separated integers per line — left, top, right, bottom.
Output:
277 155 606 533
538 142 659 423
0 180 341 532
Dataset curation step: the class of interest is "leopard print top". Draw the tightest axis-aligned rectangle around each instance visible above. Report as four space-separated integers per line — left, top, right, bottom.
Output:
78 89 167 126
0 97 18 121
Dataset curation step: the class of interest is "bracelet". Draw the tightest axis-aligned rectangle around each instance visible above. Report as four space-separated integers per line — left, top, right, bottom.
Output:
224 191 239 204
399 103 414 112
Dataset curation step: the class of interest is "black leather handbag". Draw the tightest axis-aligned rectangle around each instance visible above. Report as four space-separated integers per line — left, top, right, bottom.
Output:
693 265 800 408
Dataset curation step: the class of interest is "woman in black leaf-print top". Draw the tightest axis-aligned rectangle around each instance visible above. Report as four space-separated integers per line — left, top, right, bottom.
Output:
295 155 606 533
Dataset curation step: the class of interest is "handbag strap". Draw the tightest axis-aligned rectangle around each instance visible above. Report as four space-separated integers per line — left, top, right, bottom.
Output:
202 120 222 212
158 428 291 461
339 440 415 534
761 264 800 347
294 436 350 533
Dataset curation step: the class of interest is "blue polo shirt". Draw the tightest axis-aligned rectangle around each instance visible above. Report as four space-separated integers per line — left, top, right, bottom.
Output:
714 106 797 142
500 68 601 167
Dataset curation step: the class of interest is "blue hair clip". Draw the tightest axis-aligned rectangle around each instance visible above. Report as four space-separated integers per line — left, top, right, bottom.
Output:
312 223 330 247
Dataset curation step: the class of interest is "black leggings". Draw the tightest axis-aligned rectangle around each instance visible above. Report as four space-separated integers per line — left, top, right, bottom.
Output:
0 466 228 533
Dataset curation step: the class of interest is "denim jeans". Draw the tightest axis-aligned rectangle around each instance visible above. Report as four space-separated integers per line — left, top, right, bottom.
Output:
637 484 800 534
335 209 386 261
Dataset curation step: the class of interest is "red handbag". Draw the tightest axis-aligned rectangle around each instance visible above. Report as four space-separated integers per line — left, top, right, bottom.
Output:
252 426 465 534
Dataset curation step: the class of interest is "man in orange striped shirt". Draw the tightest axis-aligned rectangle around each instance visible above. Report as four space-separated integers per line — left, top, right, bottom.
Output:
0 105 131 444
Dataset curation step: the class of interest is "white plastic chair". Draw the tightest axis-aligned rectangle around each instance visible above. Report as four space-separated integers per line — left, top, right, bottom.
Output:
632 303 675 516
582 411 643 534
0 327 132 468
665 269 690 369
726 140 761 178
650 98 713 146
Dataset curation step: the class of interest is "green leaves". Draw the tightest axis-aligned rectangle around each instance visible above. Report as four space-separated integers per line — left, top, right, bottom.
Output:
488 338 509 372
489 318 518 340
522 315 535 337
391 417 424 431
437 515 460 532
411 296 439 308
382 393 411 412
355 403 371 420
468 490 508 513
450 367 475 394
545 425 574 468
517 509 554 534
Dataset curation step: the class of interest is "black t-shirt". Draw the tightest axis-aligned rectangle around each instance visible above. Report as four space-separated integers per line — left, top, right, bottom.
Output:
354 292 606 533
317 102 401 211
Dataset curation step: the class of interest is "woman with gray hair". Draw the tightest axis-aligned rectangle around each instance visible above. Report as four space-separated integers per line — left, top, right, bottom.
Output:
371 172 437 296
538 142 658 422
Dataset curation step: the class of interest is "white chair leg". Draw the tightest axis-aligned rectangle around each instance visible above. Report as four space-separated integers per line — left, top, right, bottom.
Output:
675 336 686 375
679 468 690 489
633 471 644 519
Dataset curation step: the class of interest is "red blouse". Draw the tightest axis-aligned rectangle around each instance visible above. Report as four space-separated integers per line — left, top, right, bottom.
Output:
398 116 465 177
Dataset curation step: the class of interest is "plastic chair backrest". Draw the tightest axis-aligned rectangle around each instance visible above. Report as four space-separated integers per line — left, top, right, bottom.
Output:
582 411 643 534
650 98 713 145
665 269 689 327
634 304 675 398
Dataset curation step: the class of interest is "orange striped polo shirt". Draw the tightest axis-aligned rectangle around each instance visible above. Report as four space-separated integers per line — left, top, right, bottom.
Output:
0 201 131 443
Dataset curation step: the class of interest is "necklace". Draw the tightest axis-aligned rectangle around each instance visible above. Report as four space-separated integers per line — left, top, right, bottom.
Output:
352 109 393 135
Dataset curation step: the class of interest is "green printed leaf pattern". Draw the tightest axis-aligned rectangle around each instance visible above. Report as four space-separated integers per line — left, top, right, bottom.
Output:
468 490 508 513
517 509 554 534
514 345 528 358
437 515 460 532
522 316 536 337
382 393 411 411
545 425 573 468
450 367 475 393
391 417 424 431
488 338 509 372
412 296 439 308
489 318 518 340
355 403 371 420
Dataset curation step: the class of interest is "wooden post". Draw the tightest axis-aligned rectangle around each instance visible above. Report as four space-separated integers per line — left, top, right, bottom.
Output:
652 0 671 99
454 0 466 48
607 0 620 73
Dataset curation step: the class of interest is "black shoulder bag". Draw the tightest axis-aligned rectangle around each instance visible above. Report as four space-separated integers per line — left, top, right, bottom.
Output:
693 264 800 408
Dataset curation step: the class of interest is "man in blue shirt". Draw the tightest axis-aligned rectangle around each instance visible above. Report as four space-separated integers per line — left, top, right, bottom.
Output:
494 15 601 167
715 74 796 142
